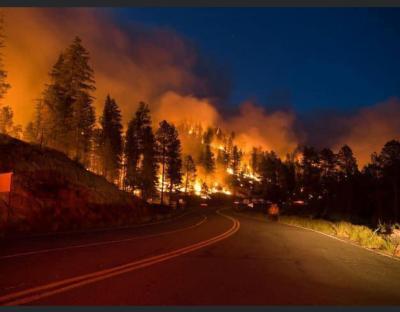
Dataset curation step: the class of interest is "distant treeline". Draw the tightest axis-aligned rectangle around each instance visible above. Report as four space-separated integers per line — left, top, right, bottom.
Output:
248 142 400 226
0 32 399 227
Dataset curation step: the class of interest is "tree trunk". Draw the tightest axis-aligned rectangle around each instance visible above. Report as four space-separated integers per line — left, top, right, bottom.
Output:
184 159 189 196
169 182 173 206
160 146 166 206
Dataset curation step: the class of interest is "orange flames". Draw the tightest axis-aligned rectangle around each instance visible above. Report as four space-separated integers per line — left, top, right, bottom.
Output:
1 7 399 176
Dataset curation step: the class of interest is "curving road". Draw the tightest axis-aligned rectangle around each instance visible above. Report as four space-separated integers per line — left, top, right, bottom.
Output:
1 207 400 305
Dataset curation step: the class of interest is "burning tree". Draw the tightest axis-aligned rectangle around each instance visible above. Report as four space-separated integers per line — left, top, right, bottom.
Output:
183 154 197 196
228 145 242 196
199 128 216 175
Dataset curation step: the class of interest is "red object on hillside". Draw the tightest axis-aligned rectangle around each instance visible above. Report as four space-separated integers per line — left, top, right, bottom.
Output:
0 172 13 193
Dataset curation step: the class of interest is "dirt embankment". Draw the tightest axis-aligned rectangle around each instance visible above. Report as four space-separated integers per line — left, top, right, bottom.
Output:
0 134 149 235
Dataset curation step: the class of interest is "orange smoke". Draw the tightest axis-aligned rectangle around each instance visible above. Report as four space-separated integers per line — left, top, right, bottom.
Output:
2 8 204 126
153 91 219 129
223 101 299 157
11 7 400 172
1 7 302 161
334 97 400 167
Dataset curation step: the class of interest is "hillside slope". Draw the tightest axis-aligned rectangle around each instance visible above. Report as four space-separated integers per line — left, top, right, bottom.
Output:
0 134 148 234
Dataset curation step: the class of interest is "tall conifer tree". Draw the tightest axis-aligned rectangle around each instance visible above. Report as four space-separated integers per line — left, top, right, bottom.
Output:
99 95 123 182
125 102 158 200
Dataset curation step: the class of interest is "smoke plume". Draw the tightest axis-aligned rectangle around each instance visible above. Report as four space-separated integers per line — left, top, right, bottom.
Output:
2 8 400 168
223 101 300 156
2 8 227 126
333 98 400 167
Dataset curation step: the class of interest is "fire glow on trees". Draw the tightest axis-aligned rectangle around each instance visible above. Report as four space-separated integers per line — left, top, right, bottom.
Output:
0 9 302 202
167 122 265 199
145 118 267 201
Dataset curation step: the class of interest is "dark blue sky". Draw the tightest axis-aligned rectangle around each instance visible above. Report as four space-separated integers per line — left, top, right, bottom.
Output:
113 8 400 116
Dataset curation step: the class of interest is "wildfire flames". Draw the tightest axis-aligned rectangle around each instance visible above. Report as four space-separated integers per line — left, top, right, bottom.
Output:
1 7 400 195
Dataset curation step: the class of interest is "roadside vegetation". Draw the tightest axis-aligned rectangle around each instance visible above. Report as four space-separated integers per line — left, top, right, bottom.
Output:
280 215 400 257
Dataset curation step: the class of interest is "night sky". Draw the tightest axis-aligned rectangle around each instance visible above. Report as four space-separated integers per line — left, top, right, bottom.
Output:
114 8 400 116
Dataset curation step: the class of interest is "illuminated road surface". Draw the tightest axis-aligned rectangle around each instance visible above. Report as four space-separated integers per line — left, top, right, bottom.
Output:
1 207 400 305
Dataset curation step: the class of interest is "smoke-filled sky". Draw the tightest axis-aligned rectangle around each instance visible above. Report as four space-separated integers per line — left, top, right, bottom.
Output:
2 7 400 167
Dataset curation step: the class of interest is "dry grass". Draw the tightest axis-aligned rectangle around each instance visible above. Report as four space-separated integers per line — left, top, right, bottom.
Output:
280 216 336 236
280 216 397 256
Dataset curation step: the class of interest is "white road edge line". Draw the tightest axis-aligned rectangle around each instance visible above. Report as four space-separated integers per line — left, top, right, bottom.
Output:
281 221 400 263
0 210 239 306
234 211 400 263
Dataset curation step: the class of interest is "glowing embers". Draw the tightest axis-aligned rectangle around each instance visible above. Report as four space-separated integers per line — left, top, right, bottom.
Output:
242 172 261 182
194 180 202 196
210 182 232 196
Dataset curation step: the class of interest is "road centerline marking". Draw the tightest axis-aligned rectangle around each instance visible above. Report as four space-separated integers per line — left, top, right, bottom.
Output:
0 210 239 306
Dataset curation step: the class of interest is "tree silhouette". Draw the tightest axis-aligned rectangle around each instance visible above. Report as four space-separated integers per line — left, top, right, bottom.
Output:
125 102 158 200
156 120 182 205
98 95 123 183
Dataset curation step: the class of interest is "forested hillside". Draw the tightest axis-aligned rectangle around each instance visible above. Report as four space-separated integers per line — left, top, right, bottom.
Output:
0 134 148 234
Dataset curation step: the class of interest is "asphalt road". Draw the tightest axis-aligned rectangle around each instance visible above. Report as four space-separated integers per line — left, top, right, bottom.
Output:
1 206 400 305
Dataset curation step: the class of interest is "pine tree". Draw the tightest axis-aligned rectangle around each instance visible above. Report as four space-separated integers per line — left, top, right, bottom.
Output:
319 148 338 216
23 121 36 142
231 145 242 174
279 158 296 202
71 92 95 165
183 155 197 195
260 151 282 202
38 37 96 165
0 105 11 133
125 114 141 193
91 127 103 174
0 105 15 135
250 147 262 175
156 120 182 205
0 14 10 104
41 54 70 151
156 120 169 205
337 145 358 217
166 124 182 202
141 126 158 200
23 99 50 146
125 102 158 200
201 128 215 174
0 13 20 138
98 95 123 183
229 145 242 196
299 146 321 199
65 37 96 164
337 145 358 179
226 132 235 165
377 140 400 221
